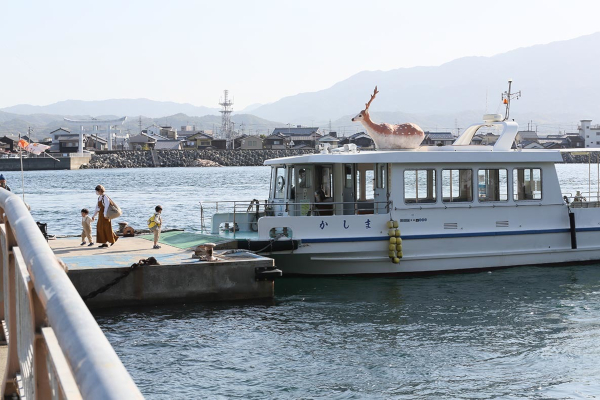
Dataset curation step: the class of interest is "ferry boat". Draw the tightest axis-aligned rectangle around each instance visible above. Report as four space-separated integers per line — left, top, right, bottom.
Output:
203 85 600 275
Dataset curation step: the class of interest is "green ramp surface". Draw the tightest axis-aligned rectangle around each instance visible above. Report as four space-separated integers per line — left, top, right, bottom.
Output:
139 231 234 249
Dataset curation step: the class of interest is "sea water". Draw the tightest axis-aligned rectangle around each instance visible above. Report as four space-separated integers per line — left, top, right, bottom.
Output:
4 164 600 398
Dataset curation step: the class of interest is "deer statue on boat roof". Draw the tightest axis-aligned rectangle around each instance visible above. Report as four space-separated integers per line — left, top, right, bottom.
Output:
352 86 425 150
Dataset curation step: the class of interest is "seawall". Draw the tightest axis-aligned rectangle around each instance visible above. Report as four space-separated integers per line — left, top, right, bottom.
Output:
81 149 316 169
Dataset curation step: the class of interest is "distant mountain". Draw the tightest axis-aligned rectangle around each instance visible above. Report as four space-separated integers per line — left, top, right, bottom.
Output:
238 103 264 113
1 99 220 119
252 32 600 124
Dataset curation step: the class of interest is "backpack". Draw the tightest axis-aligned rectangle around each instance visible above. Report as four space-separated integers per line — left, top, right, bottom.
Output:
147 214 158 231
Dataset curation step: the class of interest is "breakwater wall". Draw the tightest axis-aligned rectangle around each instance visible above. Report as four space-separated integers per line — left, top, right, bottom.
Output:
81 149 316 168
70 150 600 169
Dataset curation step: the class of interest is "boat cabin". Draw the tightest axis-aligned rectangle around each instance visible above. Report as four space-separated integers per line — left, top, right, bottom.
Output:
265 117 559 218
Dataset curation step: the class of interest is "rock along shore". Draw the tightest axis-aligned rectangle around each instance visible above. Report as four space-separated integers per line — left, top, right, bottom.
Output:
80 149 316 169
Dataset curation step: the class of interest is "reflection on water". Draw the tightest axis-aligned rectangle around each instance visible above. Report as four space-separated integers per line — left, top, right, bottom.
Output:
97 266 600 399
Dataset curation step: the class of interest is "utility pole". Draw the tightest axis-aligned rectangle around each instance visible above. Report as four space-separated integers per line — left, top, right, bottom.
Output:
138 116 142 133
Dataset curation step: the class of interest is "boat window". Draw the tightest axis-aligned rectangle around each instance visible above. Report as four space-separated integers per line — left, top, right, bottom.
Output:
320 166 333 199
274 167 286 199
478 169 508 202
345 165 353 188
298 167 311 188
442 169 473 203
404 169 437 204
365 169 375 200
289 167 296 200
514 168 542 200
377 164 386 189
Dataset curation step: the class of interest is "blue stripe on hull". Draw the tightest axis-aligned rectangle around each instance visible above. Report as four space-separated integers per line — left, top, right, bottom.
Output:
300 226 600 243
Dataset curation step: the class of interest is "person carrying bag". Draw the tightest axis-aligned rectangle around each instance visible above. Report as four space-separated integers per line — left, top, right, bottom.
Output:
92 185 119 247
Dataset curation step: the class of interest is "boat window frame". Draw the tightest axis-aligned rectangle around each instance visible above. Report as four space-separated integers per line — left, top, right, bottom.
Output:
403 168 437 205
513 167 543 201
477 168 509 202
273 166 287 200
441 168 474 204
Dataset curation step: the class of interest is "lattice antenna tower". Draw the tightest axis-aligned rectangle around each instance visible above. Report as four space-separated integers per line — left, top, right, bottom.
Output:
219 90 234 141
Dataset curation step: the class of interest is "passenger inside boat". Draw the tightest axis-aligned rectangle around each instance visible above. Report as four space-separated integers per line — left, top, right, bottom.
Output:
276 163 389 216
313 166 334 215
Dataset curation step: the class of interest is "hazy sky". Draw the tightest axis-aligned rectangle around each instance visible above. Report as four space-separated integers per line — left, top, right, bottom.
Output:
1 0 599 110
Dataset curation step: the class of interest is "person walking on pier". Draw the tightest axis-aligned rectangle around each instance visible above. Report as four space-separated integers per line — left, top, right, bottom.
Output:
80 208 94 246
148 205 163 249
0 174 11 191
92 185 118 248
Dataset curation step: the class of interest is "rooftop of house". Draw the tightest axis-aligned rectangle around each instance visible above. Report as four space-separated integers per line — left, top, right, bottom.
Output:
272 127 322 136
425 132 454 140
141 131 171 141
186 132 213 140
517 130 540 140
50 128 71 134
318 136 339 142
129 133 157 143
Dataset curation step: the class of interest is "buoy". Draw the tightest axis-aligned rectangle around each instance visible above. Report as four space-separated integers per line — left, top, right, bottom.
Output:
396 238 402 245
393 221 399 228
388 244 396 251
388 250 396 258
388 229 395 236
387 221 394 229
395 229 400 237
393 257 400 264
389 237 397 244
398 252 403 258
396 244 402 252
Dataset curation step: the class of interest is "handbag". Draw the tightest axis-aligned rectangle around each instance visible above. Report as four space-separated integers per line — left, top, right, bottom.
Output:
105 196 122 220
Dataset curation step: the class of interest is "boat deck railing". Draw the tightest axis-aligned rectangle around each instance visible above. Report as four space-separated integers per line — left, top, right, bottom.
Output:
0 189 143 399
200 199 391 233
563 191 600 208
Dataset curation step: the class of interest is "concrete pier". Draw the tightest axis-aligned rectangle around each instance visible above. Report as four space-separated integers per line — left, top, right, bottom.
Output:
50 236 276 310
0 155 91 171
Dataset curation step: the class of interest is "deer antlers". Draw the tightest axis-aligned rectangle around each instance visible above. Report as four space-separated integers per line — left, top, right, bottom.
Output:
365 86 379 111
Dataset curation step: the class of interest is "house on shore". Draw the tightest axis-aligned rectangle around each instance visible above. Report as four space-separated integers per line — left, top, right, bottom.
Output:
264 126 323 149
48 128 108 153
318 133 339 148
422 132 455 146
516 130 540 146
577 119 600 148
128 133 157 151
338 132 375 149
183 132 214 150
235 135 263 150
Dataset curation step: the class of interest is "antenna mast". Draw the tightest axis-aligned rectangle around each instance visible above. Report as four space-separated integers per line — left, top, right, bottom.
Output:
219 90 234 148
502 79 521 121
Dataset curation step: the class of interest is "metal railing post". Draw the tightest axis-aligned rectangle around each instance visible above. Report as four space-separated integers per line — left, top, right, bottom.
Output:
0 189 143 399
1 217 19 396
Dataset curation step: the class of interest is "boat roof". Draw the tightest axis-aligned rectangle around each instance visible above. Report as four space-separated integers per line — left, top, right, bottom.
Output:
264 148 563 165
265 118 569 165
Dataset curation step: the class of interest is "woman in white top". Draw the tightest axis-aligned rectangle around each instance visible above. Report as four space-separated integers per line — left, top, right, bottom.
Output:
92 185 118 247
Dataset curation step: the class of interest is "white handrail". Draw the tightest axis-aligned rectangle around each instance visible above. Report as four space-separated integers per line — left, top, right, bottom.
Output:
0 188 143 399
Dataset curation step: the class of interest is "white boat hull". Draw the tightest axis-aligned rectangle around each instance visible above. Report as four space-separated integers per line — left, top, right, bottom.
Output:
264 229 600 275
